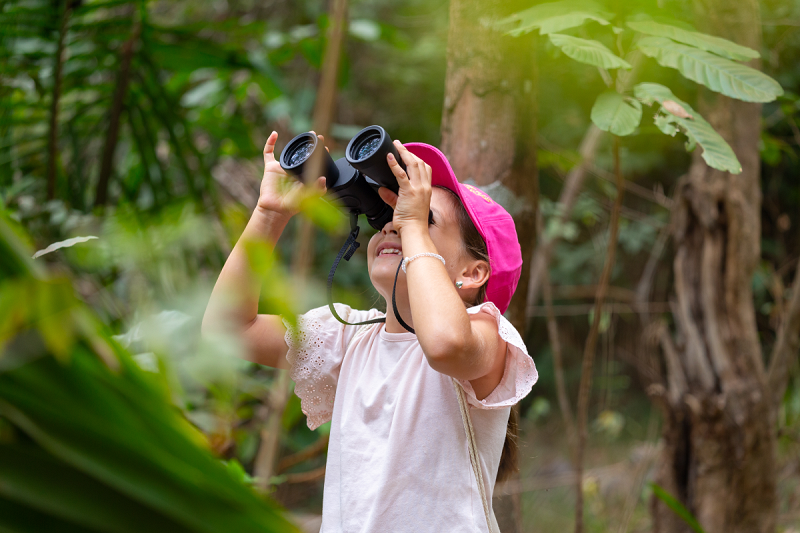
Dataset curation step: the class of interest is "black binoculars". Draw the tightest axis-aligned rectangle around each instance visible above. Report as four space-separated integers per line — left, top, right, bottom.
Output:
279 125 406 230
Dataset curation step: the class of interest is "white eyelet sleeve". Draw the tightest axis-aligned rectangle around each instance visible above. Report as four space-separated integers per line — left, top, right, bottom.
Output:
283 304 383 429
457 302 539 409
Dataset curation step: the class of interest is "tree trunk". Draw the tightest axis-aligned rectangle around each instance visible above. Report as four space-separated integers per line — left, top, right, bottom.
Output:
253 0 348 492
652 1 777 531
441 1 516 189
46 1 71 200
95 17 140 207
441 2 537 531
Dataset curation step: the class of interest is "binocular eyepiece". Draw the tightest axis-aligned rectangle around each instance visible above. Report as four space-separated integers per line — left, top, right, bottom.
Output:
279 125 406 230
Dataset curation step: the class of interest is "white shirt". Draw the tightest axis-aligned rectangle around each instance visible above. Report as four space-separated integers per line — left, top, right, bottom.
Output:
284 302 537 533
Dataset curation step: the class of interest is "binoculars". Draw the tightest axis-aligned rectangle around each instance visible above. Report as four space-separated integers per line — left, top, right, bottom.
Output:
279 125 406 230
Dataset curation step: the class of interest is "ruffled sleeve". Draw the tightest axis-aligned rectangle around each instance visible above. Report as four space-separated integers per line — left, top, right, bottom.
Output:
284 304 383 429
456 302 538 409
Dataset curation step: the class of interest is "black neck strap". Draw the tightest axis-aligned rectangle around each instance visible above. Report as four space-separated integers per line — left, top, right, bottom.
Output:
391 259 415 334
326 214 415 334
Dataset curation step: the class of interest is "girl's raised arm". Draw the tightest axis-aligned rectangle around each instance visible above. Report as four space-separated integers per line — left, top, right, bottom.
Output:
201 132 326 368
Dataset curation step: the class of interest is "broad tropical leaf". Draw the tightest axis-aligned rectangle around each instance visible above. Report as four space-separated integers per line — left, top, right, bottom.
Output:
590 91 642 136
636 36 782 103
0 444 194 533
548 34 631 70
634 82 741 173
498 1 612 36
0 215 302 533
627 20 759 61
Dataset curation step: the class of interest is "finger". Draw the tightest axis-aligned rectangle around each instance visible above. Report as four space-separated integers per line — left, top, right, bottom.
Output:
387 152 411 189
393 140 420 167
421 162 432 187
315 176 327 194
393 140 423 182
263 131 278 163
317 134 330 153
378 187 398 208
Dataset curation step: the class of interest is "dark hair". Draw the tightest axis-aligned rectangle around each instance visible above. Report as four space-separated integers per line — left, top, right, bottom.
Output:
436 186 518 483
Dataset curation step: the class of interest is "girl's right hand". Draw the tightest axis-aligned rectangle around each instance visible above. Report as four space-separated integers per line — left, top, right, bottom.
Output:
257 131 327 216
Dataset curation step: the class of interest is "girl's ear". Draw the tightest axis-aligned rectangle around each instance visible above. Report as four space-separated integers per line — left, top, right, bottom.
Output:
459 260 490 290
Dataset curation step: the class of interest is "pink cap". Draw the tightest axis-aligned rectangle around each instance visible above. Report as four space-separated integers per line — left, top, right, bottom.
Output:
405 143 523 314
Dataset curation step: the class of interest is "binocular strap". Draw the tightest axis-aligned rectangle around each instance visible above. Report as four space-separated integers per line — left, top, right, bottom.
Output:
327 223 415 335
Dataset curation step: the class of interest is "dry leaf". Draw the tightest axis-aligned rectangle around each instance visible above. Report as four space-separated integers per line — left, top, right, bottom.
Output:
32 235 98 259
662 100 694 120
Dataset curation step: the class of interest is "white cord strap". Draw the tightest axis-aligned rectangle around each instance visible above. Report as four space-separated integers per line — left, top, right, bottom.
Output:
401 253 445 273
452 378 499 533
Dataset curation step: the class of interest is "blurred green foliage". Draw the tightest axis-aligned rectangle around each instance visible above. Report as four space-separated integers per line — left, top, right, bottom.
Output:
0 215 300 532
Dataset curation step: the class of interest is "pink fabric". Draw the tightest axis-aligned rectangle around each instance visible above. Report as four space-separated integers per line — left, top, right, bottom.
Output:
284 302 537 533
404 143 523 314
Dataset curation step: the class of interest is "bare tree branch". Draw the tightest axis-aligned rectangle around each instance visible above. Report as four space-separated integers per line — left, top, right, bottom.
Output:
543 267 576 454
574 136 625 533
46 2 71 200
658 322 688 404
278 434 330 473
635 221 671 308
525 124 604 316
95 15 140 207
672 249 716 390
768 260 800 408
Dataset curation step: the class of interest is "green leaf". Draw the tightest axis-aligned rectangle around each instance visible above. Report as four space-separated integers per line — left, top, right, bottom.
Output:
0 348 301 533
0 444 193 533
636 36 783 103
0 497 93 533
653 113 679 136
0 215 302 532
634 82 741 173
650 483 706 533
590 91 642 136
627 20 759 61
548 34 631 70
498 1 612 36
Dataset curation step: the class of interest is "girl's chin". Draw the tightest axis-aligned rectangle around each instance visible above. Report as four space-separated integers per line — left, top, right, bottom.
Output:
369 262 406 294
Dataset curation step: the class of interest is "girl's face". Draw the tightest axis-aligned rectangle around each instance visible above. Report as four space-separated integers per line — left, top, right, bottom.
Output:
366 188 471 301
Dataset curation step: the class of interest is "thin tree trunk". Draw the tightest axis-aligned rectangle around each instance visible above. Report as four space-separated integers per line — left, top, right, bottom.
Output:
440 0 516 188
767 258 800 407
252 0 348 491
574 136 625 533
95 16 140 207
543 267 576 452
441 2 537 531
651 1 778 531
46 1 71 200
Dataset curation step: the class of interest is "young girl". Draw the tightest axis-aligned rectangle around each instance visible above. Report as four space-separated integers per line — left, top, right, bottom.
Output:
203 132 538 532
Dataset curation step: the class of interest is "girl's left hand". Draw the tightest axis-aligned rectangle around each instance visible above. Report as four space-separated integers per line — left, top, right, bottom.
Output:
378 141 432 234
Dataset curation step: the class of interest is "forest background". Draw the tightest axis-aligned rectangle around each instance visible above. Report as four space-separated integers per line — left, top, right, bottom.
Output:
2 0 800 532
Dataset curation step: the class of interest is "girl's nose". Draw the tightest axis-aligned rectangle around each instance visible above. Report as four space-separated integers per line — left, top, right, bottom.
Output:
381 220 397 235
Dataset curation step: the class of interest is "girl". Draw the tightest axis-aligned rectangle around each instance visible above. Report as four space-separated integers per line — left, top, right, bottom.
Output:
203 132 538 532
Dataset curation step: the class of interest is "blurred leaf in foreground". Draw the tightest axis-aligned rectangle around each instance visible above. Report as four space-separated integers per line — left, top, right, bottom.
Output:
0 214 300 533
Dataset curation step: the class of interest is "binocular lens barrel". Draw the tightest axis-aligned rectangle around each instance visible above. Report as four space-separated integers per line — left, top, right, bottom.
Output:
345 126 404 194
279 132 340 186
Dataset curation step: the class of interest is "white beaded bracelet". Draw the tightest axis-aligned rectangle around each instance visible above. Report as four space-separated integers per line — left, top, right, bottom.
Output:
401 253 446 273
